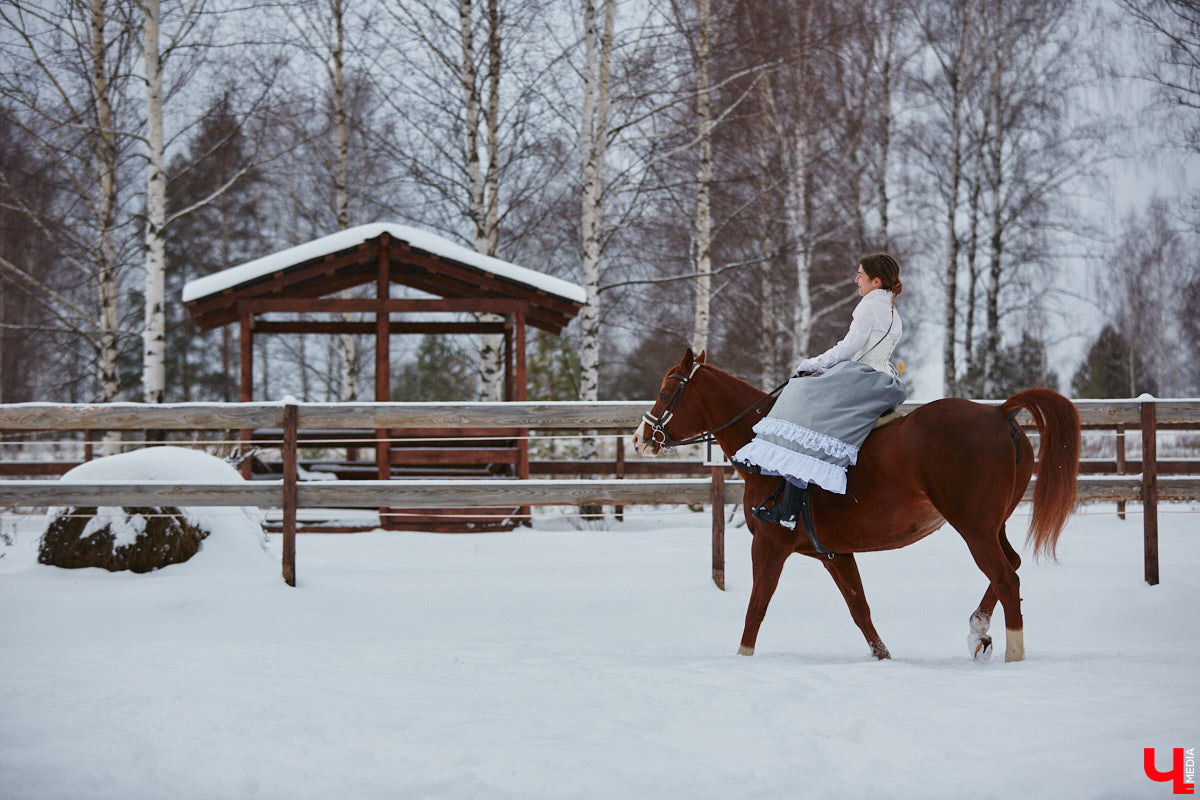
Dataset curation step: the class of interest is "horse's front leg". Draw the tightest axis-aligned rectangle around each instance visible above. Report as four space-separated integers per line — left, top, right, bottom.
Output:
739 531 792 656
820 553 890 660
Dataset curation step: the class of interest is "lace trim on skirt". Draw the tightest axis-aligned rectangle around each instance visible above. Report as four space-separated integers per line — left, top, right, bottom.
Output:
732 438 849 495
751 417 860 465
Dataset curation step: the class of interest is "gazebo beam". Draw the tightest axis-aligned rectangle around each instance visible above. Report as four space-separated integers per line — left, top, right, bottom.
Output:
243 298 534 315
252 321 508 335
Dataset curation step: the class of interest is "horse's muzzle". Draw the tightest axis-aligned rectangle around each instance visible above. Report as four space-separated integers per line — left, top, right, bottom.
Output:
632 421 660 457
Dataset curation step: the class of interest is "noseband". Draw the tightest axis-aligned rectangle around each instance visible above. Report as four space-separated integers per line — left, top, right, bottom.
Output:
640 363 705 448
640 364 787 450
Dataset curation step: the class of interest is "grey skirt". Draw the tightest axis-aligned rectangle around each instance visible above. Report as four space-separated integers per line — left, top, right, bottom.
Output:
732 361 907 494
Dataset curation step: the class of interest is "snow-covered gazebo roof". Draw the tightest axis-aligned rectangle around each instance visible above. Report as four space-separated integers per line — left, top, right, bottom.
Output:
182 222 585 334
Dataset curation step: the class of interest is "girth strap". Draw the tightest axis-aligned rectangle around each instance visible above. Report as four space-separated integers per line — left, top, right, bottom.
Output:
795 488 837 558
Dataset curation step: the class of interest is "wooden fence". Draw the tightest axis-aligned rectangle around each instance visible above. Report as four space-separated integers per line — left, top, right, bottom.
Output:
2 398 1198 588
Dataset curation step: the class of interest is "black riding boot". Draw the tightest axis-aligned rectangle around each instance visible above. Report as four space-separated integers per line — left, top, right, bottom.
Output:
751 479 807 530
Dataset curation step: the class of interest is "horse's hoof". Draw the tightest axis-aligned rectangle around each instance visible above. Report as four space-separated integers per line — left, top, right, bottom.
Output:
1005 629 1025 662
869 640 891 660
970 632 993 661
738 645 754 656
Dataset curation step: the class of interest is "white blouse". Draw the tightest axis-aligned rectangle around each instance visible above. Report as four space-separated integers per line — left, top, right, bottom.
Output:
796 289 902 377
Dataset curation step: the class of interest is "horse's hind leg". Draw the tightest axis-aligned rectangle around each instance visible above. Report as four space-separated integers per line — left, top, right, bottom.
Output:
739 533 791 656
968 527 1021 661
821 554 890 660
959 522 1025 662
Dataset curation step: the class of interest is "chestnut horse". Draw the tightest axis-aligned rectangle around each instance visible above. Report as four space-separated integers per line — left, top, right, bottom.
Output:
632 349 1080 663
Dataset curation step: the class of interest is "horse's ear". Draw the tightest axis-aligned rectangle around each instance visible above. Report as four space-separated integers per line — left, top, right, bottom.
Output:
682 347 695 368
696 350 706 363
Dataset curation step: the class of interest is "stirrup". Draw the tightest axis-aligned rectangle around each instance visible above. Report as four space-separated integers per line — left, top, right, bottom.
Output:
731 456 761 475
753 481 839 557
751 480 788 524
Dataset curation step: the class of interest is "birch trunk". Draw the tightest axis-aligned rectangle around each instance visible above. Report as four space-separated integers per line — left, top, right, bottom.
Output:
690 0 713 354
755 120 777 389
332 0 358 401
788 132 813 364
981 12 1003 399
941 0 976 397
982 139 1003 396
787 1 815 366
465 0 505 400
578 0 613 467
876 0 898 251
91 0 121 406
964 121 986 369
142 0 166 404
579 0 613 407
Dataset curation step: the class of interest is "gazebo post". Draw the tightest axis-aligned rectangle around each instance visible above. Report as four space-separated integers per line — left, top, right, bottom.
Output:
375 236 391 485
238 303 253 479
511 311 530 525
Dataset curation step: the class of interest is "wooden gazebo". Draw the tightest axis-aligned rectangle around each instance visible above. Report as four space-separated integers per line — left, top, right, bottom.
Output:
182 222 585 530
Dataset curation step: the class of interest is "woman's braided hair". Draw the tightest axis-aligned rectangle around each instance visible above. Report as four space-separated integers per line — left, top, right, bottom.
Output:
859 252 902 302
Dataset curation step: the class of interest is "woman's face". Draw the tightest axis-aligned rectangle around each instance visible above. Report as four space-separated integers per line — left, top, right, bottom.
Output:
855 265 883 297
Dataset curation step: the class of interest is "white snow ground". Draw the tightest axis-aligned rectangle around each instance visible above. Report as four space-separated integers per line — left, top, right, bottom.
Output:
1 494 1196 799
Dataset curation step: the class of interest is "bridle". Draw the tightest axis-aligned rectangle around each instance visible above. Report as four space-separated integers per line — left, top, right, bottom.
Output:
640 363 788 450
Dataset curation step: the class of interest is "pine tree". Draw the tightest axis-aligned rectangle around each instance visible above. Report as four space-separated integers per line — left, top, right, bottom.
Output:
1071 325 1158 399
392 335 478 402
960 331 1058 398
163 96 267 401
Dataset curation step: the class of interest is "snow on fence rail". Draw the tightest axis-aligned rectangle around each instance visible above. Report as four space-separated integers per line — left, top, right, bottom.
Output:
1 398 1198 588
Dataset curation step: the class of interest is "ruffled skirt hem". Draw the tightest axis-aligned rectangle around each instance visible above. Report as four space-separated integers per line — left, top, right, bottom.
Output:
732 438 848 495
751 417 860 465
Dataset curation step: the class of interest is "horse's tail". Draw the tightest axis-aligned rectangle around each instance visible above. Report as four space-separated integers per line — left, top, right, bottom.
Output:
1000 388 1081 560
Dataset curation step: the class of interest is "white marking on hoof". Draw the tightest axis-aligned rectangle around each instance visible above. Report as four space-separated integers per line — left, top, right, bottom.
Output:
738 645 754 656
970 632 993 661
969 611 993 660
1005 629 1025 662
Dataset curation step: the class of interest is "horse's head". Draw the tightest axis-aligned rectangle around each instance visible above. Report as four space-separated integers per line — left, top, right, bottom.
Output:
632 348 707 457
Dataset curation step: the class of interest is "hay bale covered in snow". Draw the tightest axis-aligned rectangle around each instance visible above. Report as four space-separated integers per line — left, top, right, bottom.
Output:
37 446 268 574
39 506 207 572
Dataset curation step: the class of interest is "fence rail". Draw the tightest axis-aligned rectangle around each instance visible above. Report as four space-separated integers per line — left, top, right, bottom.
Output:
3 397 1198 588
7 475 1200 509
4 397 1200 431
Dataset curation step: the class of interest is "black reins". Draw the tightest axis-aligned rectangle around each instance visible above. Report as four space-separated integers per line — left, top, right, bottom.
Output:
641 364 789 449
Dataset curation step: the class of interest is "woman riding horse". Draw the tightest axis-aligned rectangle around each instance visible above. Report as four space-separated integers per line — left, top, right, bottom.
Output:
632 345 1080 663
733 253 906 536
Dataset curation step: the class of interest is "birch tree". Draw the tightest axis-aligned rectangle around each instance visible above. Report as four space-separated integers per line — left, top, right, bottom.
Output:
137 0 274 402
1101 198 1195 396
783 0 817 365
1118 0 1200 154
141 0 166 402
279 0 375 400
578 0 614 413
913 0 980 396
972 0 1090 397
459 0 505 399
690 0 714 353
0 0 139 403
381 0 550 401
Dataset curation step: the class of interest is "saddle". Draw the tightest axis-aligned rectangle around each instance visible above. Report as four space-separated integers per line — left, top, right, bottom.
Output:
872 408 907 430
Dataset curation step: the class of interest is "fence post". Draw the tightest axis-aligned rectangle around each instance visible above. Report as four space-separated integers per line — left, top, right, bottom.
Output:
711 465 725 591
1140 399 1158 586
614 435 625 522
282 403 298 587
1115 424 1126 521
